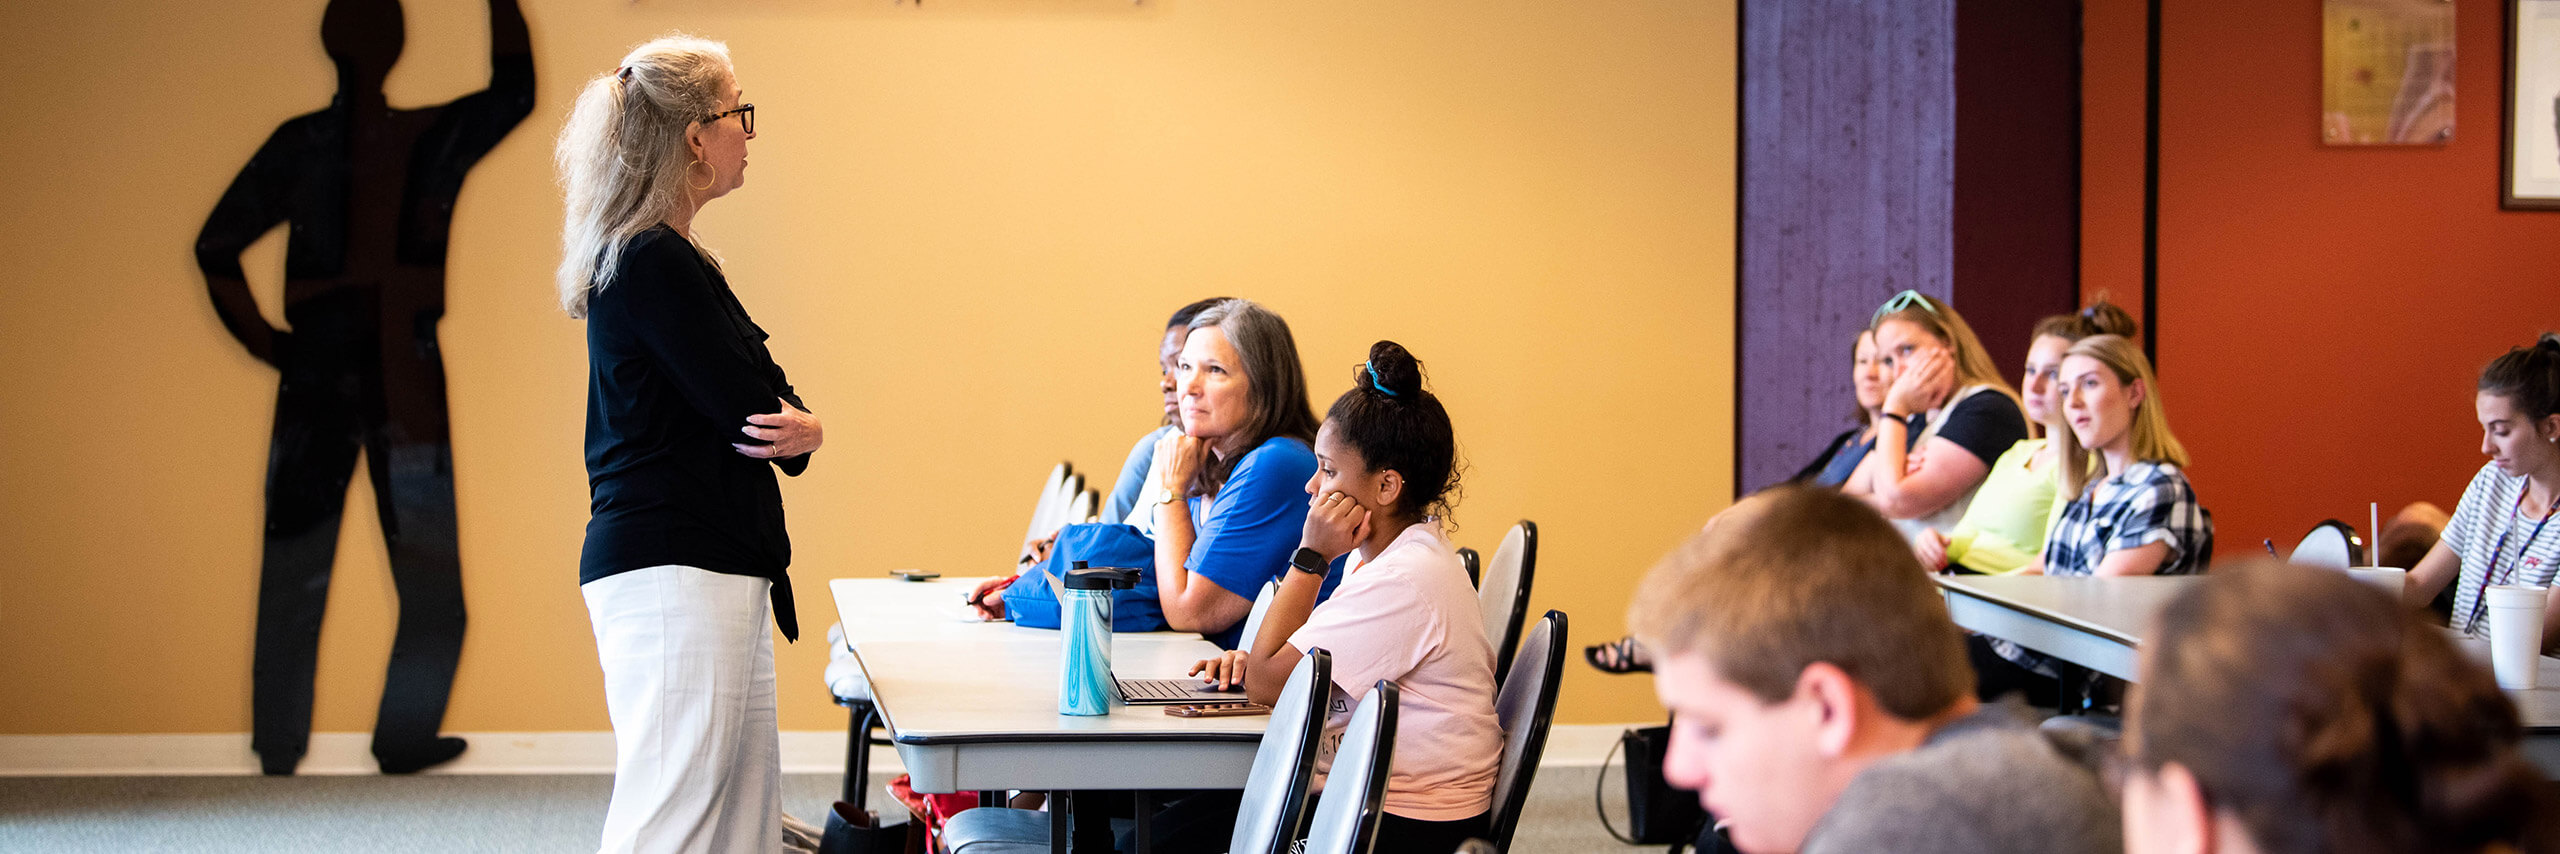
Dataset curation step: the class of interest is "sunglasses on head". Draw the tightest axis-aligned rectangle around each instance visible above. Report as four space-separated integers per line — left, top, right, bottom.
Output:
1872 289 1941 325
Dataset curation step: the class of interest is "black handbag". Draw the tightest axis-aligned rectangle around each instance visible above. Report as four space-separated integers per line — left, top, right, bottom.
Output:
818 801 921 854
1598 724 1709 847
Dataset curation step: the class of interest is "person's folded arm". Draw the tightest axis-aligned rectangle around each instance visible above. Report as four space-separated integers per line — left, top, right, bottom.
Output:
608 237 804 461
1867 435 1992 519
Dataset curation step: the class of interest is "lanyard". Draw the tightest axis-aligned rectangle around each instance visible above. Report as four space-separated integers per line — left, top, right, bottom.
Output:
2463 487 2560 634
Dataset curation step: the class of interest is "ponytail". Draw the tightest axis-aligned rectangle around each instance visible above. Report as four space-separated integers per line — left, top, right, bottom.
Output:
2478 332 2560 424
554 35 733 318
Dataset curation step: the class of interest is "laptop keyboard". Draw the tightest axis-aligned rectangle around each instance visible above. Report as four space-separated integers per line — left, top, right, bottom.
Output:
1117 678 1204 700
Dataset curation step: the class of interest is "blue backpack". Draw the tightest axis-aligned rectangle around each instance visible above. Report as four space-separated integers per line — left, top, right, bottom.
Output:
1003 523 1166 631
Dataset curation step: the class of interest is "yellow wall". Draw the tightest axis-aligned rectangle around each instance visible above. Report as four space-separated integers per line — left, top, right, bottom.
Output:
0 0 1733 735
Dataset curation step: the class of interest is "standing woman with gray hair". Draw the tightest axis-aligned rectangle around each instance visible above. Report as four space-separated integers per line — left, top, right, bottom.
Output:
557 35 823 853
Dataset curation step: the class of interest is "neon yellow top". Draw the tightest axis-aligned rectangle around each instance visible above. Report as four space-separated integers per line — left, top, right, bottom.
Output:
1943 439 2062 574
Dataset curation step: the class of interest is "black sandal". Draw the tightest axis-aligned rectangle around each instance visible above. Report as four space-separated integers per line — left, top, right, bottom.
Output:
1585 635 1652 674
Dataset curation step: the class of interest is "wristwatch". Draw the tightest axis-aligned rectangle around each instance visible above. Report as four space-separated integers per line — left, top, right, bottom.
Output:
1290 547 1329 576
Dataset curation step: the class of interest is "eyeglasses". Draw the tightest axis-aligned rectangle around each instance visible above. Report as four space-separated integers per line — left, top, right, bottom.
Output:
704 103 755 134
1871 289 1941 324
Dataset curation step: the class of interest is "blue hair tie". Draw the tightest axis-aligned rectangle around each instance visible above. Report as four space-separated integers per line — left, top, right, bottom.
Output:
1364 362 1400 397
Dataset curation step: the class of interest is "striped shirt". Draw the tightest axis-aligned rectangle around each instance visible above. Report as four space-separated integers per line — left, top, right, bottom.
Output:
2447 464 2560 638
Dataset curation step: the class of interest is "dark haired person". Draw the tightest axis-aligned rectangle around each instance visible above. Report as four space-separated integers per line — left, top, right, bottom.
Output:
1193 341 1500 853
2407 334 2560 648
1793 329 1893 486
2125 560 2547 854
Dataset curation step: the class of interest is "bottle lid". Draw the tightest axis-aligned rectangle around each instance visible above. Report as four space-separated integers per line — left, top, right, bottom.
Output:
1064 566 1141 590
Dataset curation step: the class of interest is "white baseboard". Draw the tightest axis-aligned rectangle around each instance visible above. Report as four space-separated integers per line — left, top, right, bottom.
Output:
0 724 1638 776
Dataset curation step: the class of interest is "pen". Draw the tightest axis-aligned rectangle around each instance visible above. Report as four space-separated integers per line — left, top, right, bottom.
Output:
2262 538 2279 558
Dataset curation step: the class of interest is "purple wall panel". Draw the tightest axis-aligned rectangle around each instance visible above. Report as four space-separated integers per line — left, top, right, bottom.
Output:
1737 0 1955 493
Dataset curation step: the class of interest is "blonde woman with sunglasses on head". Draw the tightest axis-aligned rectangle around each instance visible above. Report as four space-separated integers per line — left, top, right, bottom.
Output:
1846 290 2031 539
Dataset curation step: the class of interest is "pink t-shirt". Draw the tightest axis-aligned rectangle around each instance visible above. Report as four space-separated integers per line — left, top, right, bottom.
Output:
1288 521 1501 822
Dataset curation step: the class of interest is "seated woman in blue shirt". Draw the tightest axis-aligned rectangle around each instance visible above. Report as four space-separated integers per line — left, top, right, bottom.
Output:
1100 297 1230 526
969 298 1328 648
1148 298 1332 648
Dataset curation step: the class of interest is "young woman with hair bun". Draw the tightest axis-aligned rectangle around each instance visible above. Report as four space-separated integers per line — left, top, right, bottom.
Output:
1191 340 1500 853
2406 333 2560 649
2124 560 2549 854
1914 301 2138 576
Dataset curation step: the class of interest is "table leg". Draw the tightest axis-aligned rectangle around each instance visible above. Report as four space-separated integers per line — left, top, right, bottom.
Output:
1132 791 1154 854
842 700 874 808
1050 792 1070 854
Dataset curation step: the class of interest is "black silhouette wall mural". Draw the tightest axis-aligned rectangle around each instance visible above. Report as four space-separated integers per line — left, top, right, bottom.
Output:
194 0 531 776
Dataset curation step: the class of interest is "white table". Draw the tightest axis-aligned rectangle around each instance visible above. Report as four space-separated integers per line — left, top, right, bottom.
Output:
1934 575 2192 681
1935 573 2560 775
829 575 1267 852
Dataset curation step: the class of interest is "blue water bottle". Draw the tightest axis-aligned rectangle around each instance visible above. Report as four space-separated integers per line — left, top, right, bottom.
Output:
1059 563 1140 716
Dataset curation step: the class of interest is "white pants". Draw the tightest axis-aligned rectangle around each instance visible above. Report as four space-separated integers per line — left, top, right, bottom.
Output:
584 565 782 854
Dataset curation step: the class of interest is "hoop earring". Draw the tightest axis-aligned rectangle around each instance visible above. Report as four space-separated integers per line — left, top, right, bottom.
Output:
687 159 716 191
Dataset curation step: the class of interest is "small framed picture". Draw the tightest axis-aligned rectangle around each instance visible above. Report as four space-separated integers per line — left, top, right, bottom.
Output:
2506 0 2560 208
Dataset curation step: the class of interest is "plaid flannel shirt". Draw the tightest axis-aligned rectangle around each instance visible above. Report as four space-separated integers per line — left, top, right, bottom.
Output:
1993 460 2212 676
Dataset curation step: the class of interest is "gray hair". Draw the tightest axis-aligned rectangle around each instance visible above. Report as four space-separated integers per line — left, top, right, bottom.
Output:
1183 299 1319 497
553 35 732 318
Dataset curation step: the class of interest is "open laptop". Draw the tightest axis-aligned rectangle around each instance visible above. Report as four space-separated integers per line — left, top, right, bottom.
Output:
1114 672 1251 705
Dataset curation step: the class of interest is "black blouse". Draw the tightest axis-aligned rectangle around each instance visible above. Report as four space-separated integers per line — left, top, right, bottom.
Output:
580 225 811 640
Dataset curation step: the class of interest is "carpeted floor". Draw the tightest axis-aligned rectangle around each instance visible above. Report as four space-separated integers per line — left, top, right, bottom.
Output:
0 766 1657 853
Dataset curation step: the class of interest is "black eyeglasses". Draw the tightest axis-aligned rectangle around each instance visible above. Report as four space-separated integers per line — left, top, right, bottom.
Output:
704 103 755 134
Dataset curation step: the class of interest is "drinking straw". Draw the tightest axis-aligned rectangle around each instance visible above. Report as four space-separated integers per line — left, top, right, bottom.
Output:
2370 502 2382 567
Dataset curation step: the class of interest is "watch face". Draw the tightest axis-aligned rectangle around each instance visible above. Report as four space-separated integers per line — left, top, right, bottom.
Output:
1292 548 1327 574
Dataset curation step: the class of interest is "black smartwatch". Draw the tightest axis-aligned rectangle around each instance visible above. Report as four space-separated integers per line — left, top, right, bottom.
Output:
1290 547 1329 576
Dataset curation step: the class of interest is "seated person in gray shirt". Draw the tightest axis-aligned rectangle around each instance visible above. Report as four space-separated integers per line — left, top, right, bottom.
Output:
1625 484 2117 854
2122 560 2549 854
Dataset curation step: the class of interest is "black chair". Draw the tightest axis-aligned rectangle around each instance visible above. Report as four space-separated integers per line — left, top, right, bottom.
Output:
1486 611 1567 851
1477 521 1539 683
2287 519 2365 568
1457 546 1481 588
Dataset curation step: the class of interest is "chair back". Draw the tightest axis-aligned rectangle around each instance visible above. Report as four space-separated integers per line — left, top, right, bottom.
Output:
1020 462 1072 562
1457 546 1481 588
1239 579 1281 650
1065 488 1099 527
1227 650 1333 854
1298 681 1401 854
1487 611 1567 850
1478 520 1539 682
2288 519 2365 569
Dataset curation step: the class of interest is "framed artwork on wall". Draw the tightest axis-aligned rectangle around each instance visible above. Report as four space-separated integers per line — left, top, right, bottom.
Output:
2508 0 2560 208
2323 0 2456 145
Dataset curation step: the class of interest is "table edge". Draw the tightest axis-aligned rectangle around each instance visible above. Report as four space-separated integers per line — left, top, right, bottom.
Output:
893 730 1267 746
1936 576 2142 646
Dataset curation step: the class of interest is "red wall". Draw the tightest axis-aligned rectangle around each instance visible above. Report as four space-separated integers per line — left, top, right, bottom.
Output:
2092 0 2560 558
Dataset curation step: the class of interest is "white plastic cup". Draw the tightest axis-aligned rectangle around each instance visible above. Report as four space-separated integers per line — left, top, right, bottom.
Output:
2487 584 2550 690
2346 567 2407 598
